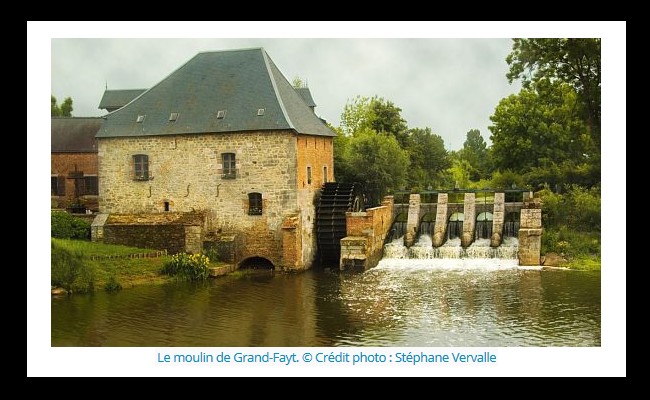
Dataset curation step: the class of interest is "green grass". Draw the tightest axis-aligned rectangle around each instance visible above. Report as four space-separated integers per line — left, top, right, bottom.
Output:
89 257 171 288
564 255 601 271
52 239 234 293
51 238 160 257
52 239 172 292
541 227 601 271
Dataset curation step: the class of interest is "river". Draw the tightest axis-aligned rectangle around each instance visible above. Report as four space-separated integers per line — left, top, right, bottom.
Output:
51 259 600 347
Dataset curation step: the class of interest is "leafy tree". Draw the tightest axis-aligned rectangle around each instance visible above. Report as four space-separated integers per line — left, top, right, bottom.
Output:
340 95 373 136
445 158 473 190
489 79 594 179
51 95 60 116
506 38 600 148
60 97 73 116
369 98 409 148
405 127 450 188
458 129 490 180
51 95 73 117
340 95 409 147
338 128 409 206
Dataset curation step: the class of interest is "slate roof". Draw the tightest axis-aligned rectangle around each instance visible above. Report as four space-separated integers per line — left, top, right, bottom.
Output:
295 87 316 108
51 117 102 152
98 89 147 111
97 48 335 138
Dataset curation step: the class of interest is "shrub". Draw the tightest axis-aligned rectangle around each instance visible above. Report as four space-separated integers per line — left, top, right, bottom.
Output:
51 240 95 293
537 184 600 232
104 276 123 292
162 253 210 281
542 227 600 258
51 211 91 240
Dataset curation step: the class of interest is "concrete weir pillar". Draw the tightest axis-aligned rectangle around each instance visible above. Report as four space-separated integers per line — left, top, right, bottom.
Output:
432 193 448 247
519 207 542 266
404 193 421 247
491 192 505 247
461 193 476 248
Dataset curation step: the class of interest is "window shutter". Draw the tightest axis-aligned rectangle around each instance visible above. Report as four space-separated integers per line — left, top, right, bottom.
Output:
57 175 66 196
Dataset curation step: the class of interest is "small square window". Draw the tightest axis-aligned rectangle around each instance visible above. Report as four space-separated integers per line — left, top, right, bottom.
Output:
257 108 265 116
216 110 226 119
136 115 146 123
169 112 179 122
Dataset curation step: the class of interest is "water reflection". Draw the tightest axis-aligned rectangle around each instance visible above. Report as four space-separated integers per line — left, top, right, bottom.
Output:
52 265 601 347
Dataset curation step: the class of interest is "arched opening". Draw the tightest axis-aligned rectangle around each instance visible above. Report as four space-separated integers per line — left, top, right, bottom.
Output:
504 212 520 237
239 257 275 270
448 212 464 240
418 212 436 238
475 212 493 240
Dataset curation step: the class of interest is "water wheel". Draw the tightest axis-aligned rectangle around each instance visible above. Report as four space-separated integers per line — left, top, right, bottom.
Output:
315 182 364 265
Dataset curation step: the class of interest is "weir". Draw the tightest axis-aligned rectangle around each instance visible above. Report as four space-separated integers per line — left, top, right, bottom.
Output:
383 190 541 265
337 189 541 271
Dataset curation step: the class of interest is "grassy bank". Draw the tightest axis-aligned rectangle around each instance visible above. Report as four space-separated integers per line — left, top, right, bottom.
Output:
51 239 230 294
541 228 601 270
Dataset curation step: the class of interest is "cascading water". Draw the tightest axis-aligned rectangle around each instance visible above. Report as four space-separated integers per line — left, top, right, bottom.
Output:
380 234 520 269
381 229 520 270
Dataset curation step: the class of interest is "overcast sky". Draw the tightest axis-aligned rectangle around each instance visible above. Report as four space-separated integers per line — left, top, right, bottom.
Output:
51 37 521 150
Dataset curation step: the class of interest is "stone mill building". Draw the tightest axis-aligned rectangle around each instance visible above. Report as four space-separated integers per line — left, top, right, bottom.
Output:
93 48 335 271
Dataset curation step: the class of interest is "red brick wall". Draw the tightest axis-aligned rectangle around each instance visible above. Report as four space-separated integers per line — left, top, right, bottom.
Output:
341 196 394 270
296 135 334 189
51 152 98 210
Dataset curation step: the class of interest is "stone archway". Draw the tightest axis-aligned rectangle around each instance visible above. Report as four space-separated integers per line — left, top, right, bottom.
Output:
239 256 275 270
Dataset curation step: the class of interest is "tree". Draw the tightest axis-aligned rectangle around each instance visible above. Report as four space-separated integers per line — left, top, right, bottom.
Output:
338 128 410 206
340 95 409 147
489 79 598 188
405 127 450 188
51 95 73 117
458 129 490 180
369 98 409 148
506 38 600 149
340 95 373 136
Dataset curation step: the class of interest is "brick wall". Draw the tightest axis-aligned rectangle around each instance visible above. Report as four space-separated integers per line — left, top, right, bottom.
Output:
296 135 334 268
340 196 393 271
51 152 98 210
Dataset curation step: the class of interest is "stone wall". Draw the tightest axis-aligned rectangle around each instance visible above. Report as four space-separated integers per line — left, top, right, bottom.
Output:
405 194 421 247
104 224 188 254
518 207 542 265
101 212 205 254
98 131 330 270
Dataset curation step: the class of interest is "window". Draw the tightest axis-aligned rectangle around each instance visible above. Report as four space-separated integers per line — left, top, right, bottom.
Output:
222 153 236 179
323 166 328 183
169 112 179 122
257 108 265 116
51 176 65 196
248 193 262 215
216 110 226 119
133 154 150 180
84 176 98 195
307 166 312 185
136 115 146 123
